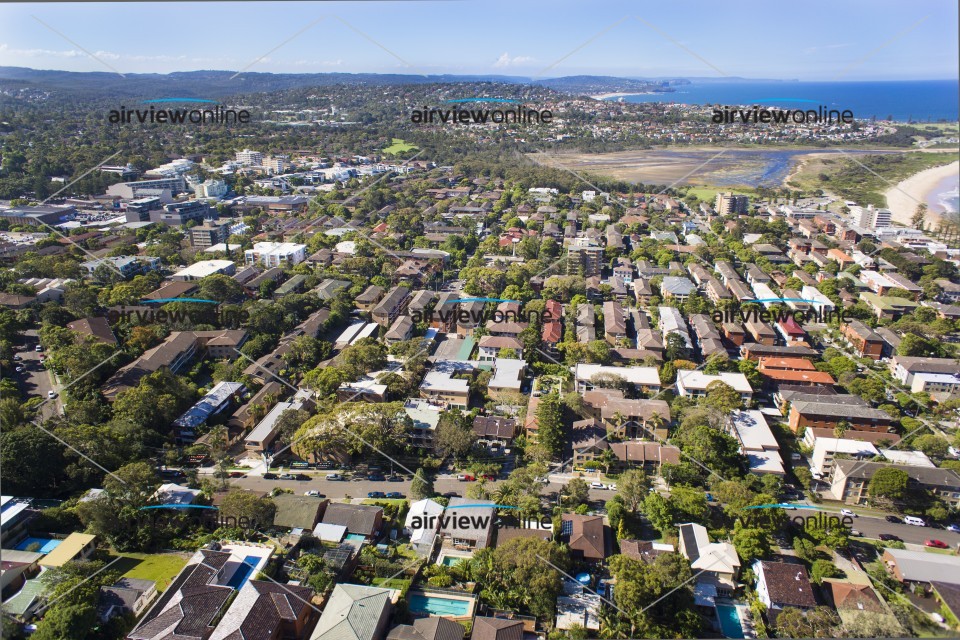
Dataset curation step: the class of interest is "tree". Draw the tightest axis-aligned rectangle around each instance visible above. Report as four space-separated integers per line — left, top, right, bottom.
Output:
868 467 910 503
219 489 277 529
616 469 651 511
912 434 949 461
810 559 842 584
434 409 474 459
704 380 743 413
410 468 433 500
198 273 243 302
563 478 589 506
732 526 771 564
774 606 841 638
535 393 565 458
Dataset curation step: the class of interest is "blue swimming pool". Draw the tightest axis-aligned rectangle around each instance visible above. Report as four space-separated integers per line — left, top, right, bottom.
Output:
15 538 61 554
441 556 467 567
225 556 260 589
716 604 745 639
346 534 366 542
409 594 470 617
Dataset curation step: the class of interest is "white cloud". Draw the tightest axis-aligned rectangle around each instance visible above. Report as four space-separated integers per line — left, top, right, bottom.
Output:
493 52 535 68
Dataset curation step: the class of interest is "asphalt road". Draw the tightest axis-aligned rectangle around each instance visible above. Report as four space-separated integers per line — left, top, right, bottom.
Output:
14 345 60 419
848 514 960 546
218 472 617 502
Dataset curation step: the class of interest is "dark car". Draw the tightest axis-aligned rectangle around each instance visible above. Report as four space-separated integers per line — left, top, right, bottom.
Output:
367 474 386 482
263 473 278 480
878 533 901 542
442 491 460 498
385 492 403 499
387 475 403 482
228 471 246 478
295 474 310 481
367 491 386 499
885 515 902 524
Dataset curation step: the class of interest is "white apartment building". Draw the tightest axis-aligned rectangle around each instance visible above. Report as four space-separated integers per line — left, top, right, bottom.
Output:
236 149 264 166
244 242 307 268
850 205 892 230
194 179 229 200
676 371 753 402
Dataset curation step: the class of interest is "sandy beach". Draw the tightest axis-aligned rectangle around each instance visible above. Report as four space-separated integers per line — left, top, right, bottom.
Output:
884 160 959 227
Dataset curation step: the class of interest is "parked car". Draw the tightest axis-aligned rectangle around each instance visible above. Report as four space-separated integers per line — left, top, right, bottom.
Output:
367 474 385 482
885 515 902 524
442 491 460 498
387 475 403 482
590 481 605 489
15 366 24 373
705 493 714 502
304 490 320 497
480 474 496 481
326 473 344 481
228 471 245 478
34 345 43 352
47 390 57 399
278 474 295 480
295 474 310 481
367 491 386 498
457 474 475 481
606 484 617 491
879 533 901 542
263 473 278 480
385 492 403 499
840 509 857 518
12 354 21 361
947 524 960 533
925 539 949 549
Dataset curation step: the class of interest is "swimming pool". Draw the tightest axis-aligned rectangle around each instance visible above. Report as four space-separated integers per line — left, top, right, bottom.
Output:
408 594 471 617
441 556 467 567
346 534 366 543
15 538 60 554
716 604 745 639
225 556 260 589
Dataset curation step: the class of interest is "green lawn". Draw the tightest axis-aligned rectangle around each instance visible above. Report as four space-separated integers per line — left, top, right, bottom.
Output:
116 553 189 592
382 138 418 155
362 499 407 507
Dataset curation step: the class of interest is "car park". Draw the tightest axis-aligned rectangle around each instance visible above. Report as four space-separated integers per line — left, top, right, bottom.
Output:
925 539 949 549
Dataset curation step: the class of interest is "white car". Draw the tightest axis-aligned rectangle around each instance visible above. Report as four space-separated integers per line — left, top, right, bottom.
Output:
304 490 320 497
34 345 43 352
326 473 343 481
840 509 857 518
590 481 605 489
946 524 960 533
606 484 617 491
47 390 57 399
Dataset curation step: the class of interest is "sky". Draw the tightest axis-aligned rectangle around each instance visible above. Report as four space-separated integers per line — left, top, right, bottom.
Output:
0 1 957 80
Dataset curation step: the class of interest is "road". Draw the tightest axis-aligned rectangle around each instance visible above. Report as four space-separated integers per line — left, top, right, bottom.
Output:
215 472 617 503
14 344 60 419
849 514 960 546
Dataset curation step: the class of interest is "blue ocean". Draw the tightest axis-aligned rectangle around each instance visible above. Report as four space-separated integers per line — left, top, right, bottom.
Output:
609 80 959 122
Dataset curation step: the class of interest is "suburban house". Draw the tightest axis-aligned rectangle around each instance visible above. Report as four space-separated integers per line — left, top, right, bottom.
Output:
678 523 740 600
320 504 384 540
675 371 753 403
438 499 495 550
310 584 394 640
882 548 960 593
752 560 817 619
560 514 610 563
